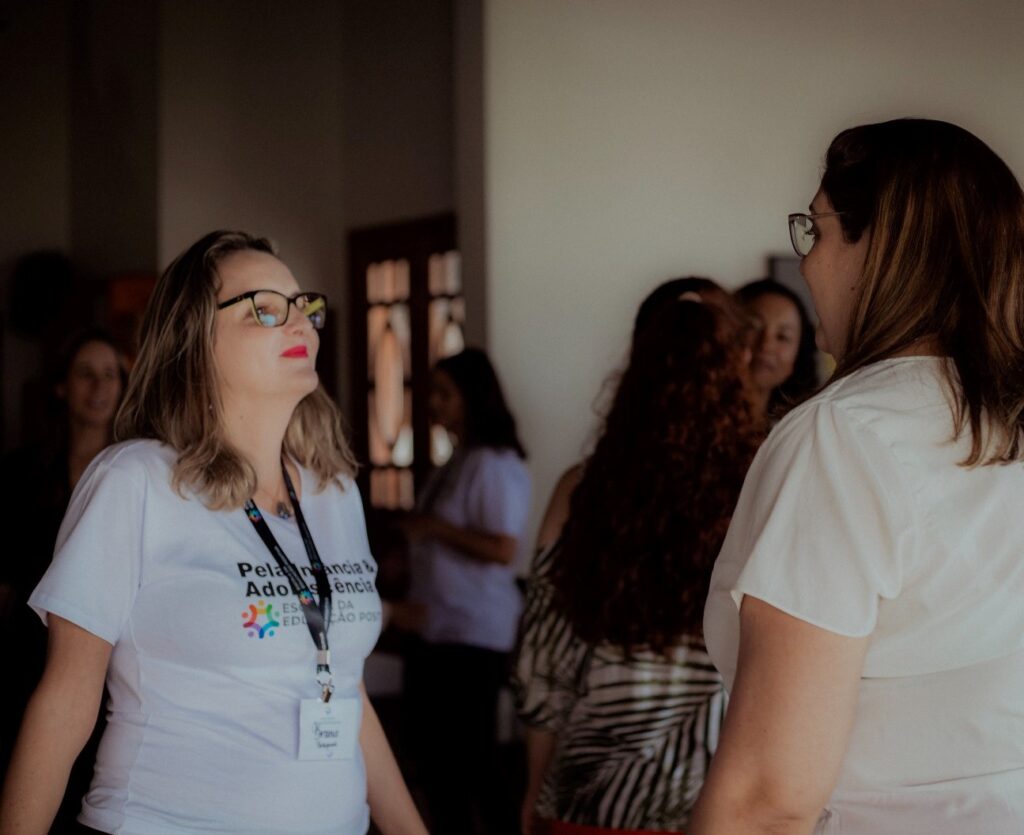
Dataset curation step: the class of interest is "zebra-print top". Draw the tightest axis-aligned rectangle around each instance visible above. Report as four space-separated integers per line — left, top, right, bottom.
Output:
512 542 725 831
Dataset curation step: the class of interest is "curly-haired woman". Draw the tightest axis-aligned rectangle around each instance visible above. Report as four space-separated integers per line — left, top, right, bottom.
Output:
513 277 763 834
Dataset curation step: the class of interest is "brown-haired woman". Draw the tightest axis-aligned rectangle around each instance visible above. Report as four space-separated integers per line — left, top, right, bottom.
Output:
734 278 818 422
513 278 763 834
0 231 426 834
0 329 126 830
694 119 1024 833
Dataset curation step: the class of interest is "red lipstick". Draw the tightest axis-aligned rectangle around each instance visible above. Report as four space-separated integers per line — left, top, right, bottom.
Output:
281 346 308 358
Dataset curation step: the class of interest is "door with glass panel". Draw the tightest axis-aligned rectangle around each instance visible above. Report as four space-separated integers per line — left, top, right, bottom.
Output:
347 214 464 548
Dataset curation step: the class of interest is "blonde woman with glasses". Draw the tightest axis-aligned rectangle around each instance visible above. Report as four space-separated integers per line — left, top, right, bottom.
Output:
693 119 1024 833
0 231 427 835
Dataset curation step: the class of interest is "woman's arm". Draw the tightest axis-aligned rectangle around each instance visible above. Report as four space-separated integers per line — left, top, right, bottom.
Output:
401 515 519 565
689 596 869 835
534 465 582 554
360 683 428 835
521 727 557 835
516 465 582 833
0 615 111 835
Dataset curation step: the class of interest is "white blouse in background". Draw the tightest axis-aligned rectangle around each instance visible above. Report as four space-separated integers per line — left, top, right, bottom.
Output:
705 357 1024 834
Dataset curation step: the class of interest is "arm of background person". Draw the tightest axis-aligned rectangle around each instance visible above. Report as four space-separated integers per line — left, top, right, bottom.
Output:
688 596 869 835
533 465 583 554
360 682 429 835
0 615 111 835
518 464 583 833
521 727 557 835
402 515 520 565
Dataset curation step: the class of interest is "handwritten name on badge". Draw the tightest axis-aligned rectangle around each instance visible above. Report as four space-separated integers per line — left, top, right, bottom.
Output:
315 719 341 746
299 697 360 761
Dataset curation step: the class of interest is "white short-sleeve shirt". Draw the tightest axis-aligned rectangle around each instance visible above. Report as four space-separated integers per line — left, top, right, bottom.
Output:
30 440 382 835
408 446 531 652
705 357 1024 834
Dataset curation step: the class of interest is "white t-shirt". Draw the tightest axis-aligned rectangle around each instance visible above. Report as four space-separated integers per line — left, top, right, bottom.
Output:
30 440 383 835
705 357 1024 834
408 446 531 652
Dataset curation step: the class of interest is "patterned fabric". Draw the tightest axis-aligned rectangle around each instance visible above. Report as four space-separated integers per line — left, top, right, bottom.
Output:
512 543 725 831
546 821 679 835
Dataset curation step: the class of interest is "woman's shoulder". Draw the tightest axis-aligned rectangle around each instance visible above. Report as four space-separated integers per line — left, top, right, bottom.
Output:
772 357 949 444
534 464 583 554
87 439 176 485
462 444 530 477
308 470 362 505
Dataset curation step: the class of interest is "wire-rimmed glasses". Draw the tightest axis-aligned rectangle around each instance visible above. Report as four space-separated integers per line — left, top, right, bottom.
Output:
788 211 844 258
217 290 327 330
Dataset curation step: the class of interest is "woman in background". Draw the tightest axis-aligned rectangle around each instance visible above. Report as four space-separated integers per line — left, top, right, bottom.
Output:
695 118 1024 833
735 278 817 422
0 329 126 624
514 278 762 834
401 347 531 835
0 329 126 830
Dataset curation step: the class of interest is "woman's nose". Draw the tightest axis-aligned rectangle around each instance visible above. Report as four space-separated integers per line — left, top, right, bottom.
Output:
287 305 315 334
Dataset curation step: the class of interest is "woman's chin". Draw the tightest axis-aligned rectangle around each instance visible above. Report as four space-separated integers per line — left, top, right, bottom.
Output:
287 369 321 401
751 372 782 396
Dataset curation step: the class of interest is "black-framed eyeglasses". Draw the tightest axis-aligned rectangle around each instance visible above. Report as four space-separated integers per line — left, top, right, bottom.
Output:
216 290 327 330
788 211 844 258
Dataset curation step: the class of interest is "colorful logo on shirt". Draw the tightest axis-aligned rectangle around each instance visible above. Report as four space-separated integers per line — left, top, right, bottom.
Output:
242 599 280 639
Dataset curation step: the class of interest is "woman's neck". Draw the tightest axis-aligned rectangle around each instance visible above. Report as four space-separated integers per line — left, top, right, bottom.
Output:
68 422 110 462
749 387 771 421
67 422 111 488
220 395 298 501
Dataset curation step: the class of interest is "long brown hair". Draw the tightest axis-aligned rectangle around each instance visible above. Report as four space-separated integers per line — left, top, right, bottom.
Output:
115 230 356 508
821 118 1024 464
434 348 526 458
549 279 762 653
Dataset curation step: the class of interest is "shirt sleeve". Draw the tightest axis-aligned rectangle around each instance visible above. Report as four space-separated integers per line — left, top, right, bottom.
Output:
725 399 917 638
465 449 531 538
512 545 591 731
28 457 146 645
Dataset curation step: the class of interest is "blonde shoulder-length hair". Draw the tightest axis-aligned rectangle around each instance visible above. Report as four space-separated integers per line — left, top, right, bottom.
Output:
115 230 356 509
822 118 1024 466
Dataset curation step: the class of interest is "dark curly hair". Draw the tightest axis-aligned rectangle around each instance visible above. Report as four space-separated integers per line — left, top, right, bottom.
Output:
549 279 763 654
736 277 819 416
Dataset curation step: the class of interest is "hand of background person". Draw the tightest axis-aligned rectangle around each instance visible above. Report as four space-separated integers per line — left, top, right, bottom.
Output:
386 601 427 633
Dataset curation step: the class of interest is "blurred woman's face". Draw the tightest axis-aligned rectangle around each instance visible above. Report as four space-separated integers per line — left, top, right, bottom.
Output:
748 293 801 395
63 340 122 429
800 188 870 356
428 369 465 437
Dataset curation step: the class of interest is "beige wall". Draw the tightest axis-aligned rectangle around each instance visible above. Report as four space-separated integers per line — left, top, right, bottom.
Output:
158 0 346 341
71 0 159 275
159 0 460 409
484 0 1024 544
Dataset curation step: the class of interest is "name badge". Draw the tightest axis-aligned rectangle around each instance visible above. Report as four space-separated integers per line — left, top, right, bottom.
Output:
298 696 360 761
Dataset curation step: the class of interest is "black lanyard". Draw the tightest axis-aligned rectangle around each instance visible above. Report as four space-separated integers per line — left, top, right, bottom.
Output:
243 462 334 701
